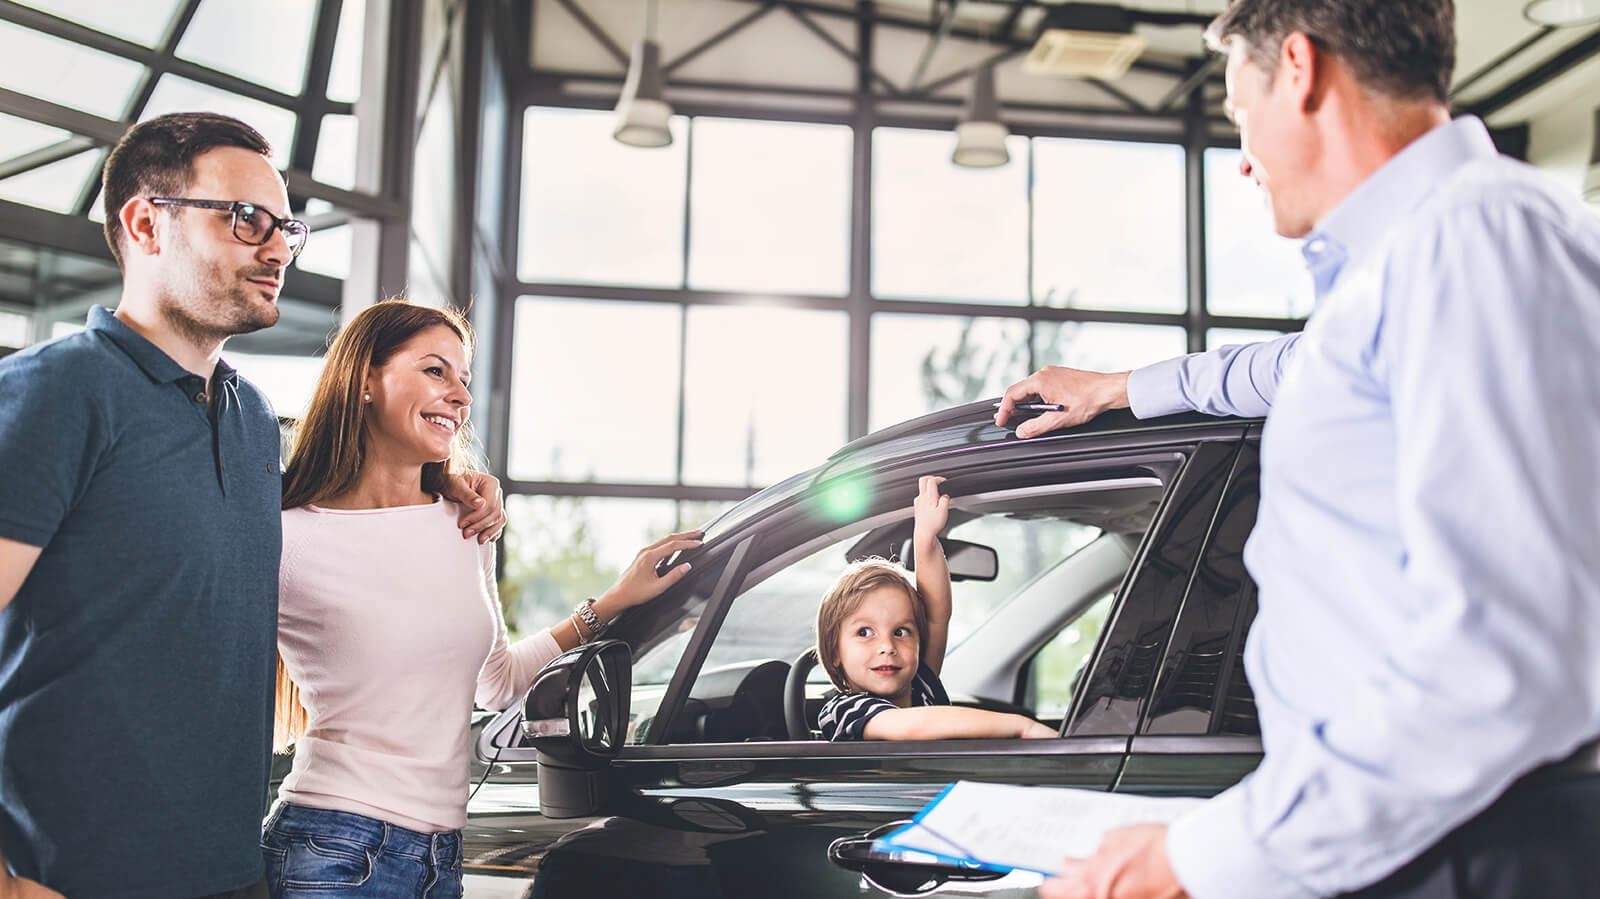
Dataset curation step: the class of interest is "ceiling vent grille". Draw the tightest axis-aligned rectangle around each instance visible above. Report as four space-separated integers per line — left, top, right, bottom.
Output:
1025 3 1148 80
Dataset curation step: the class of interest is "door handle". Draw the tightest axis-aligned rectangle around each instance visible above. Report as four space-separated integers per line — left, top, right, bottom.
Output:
827 822 1006 896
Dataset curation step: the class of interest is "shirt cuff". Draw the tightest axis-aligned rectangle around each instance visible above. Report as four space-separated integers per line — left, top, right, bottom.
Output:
1126 357 1191 419
1166 784 1315 899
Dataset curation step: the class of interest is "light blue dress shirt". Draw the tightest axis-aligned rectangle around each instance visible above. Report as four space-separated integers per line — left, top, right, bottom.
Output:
1132 116 1600 899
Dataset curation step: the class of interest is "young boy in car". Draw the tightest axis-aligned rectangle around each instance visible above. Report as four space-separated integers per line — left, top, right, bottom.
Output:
814 476 1057 741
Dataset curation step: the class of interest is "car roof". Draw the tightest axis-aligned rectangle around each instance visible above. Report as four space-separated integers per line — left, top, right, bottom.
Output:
699 399 1255 542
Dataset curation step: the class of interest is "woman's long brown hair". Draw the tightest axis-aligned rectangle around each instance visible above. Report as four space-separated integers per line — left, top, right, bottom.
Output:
274 298 478 752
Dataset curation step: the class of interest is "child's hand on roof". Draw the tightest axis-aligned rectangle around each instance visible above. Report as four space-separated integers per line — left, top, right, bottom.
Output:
912 475 950 548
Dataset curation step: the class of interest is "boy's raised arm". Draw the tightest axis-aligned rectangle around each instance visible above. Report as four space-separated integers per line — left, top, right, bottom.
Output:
913 475 953 674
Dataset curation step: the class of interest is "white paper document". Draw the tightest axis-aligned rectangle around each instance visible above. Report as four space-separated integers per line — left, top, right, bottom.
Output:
873 780 1203 876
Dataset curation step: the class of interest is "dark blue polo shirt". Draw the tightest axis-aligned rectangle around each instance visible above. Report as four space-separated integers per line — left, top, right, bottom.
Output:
0 306 280 899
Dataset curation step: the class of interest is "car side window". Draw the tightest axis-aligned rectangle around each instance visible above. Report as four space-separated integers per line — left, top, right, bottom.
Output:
672 478 1166 745
1023 590 1116 721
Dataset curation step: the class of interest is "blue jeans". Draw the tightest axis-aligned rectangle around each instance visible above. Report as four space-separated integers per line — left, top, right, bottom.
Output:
261 804 463 899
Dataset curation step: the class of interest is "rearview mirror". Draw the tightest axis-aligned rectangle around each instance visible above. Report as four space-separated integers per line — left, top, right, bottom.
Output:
900 537 998 582
522 639 632 818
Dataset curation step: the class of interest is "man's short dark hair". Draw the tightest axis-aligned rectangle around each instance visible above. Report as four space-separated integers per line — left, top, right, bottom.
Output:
1205 0 1455 104
101 112 273 269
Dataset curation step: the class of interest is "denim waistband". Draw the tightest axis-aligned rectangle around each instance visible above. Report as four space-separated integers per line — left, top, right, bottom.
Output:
267 803 461 866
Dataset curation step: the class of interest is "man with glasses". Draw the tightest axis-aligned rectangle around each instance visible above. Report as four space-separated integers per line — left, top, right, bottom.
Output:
0 113 503 899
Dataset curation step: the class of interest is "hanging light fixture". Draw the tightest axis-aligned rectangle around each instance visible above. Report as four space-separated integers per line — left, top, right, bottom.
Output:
613 0 673 147
953 63 1009 168
1524 0 1600 26
1584 108 1600 204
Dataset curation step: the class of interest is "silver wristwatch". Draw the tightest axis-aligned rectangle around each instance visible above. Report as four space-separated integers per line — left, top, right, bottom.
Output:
574 597 607 642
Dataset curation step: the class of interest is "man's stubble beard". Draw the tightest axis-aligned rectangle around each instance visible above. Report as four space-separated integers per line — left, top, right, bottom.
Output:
159 233 281 346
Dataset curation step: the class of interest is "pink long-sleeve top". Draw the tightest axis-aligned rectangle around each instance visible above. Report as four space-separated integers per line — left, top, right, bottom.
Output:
275 499 559 832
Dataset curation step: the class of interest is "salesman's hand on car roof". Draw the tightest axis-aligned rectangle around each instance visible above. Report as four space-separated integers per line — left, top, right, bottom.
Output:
995 366 1134 439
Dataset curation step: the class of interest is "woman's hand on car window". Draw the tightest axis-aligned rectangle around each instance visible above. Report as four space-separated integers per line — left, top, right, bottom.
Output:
602 530 705 610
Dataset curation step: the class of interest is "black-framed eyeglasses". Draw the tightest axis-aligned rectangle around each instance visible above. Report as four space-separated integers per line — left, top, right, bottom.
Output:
148 197 309 261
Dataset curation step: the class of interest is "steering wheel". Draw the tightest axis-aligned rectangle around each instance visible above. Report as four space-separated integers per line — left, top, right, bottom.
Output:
783 648 821 740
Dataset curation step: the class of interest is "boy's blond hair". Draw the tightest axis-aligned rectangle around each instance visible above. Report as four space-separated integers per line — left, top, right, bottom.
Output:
815 559 929 692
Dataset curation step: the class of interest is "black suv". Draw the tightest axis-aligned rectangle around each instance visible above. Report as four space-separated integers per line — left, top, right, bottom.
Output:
460 402 1266 897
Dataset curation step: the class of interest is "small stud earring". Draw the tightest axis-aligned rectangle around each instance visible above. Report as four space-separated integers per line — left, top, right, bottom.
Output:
363 393 371 402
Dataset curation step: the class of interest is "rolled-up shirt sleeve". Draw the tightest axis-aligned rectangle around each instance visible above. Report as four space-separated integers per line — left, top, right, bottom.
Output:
1127 333 1301 420
1165 201 1600 898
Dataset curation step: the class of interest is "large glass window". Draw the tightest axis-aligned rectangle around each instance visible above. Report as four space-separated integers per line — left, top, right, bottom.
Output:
0 309 27 349
142 76 298 169
313 115 358 190
873 127 1029 303
870 313 1029 430
1025 591 1115 720
0 149 102 214
294 221 355 280
228 352 325 419
0 21 145 118
508 297 682 483
687 118 852 295
1034 321 1188 373
325 0 365 103
1205 148 1313 319
1206 327 1286 352
499 494 686 637
1032 138 1185 313
518 107 688 287
176 0 318 97
0 112 70 160
681 305 847 487
13 0 185 47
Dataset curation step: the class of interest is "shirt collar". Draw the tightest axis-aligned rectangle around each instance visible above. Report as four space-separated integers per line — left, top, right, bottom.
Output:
87 305 240 388
1302 115 1500 292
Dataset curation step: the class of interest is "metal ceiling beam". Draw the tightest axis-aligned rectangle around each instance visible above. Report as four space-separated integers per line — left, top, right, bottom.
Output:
1083 77 1149 115
0 87 125 145
783 4 901 95
0 136 94 180
906 46 1025 99
721 0 1191 78
1449 26 1556 101
552 0 629 67
526 70 1217 125
906 0 956 93
289 0 346 204
998 0 1028 44
78 0 205 217
0 199 114 259
0 0 345 112
1157 54 1225 113
663 2 777 76
1465 26 1600 119
0 87 402 220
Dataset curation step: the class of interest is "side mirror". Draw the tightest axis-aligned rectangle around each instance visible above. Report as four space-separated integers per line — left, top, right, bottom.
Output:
900 537 998 582
521 639 632 818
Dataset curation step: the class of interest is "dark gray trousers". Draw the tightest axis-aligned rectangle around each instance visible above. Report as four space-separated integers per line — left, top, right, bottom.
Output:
1340 773 1600 899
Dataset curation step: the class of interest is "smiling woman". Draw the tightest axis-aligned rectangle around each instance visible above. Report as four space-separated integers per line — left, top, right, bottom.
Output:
266 298 702 899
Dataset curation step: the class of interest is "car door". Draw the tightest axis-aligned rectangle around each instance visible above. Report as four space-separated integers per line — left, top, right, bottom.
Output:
1119 430 1265 798
460 427 1247 898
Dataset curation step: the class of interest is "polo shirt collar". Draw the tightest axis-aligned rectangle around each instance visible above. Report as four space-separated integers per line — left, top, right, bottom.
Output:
1302 115 1499 295
87 305 240 388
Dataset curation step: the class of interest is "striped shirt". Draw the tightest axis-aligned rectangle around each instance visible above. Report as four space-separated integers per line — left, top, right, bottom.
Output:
817 663 950 741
